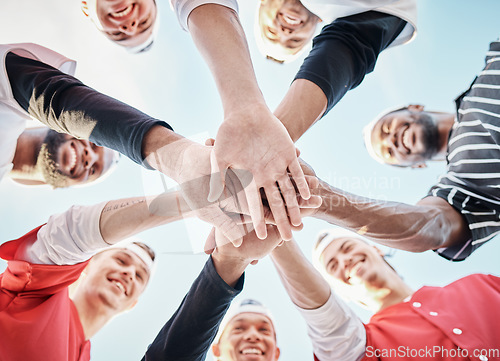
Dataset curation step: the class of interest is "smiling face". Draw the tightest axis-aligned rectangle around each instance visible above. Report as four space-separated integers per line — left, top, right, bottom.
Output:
213 313 280 361
95 0 157 49
257 0 320 62
320 237 392 293
37 131 117 188
369 106 440 167
81 248 151 313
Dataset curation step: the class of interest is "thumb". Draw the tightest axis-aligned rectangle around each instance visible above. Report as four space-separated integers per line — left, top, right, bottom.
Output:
208 150 227 202
204 227 217 254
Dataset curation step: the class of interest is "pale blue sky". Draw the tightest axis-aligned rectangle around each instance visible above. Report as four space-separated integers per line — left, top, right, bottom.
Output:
0 1 499 360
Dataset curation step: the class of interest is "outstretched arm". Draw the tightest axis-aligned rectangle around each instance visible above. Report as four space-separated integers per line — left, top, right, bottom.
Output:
275 11 408 142
184 3 310 242
143 226 282 361
271 240 366 361
306 168 471 253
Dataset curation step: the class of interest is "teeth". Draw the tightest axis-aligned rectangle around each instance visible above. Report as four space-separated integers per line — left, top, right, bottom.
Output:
347 261 363 285
282 14 301 25
242 348 262 355
112 280 126 294
402 128 411 151
69 146 77 172
111 4 133 18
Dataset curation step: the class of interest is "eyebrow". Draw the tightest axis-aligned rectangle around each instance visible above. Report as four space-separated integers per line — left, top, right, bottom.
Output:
117 251 149 276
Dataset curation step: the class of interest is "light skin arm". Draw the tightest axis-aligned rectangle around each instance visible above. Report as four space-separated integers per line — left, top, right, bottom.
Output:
274 79 327 142
99 192 193 244
271 240 330 310
308 172 471 252
186 4 310 242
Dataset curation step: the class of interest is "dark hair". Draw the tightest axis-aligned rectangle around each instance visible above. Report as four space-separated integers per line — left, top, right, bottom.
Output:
133 241 155 262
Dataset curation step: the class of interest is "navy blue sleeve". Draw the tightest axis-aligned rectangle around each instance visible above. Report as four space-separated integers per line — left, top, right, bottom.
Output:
5 52 173 168
295 11 407 115
142 256 244 361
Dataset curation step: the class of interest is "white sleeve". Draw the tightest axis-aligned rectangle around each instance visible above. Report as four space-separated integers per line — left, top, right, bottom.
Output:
170 0 239 31
296 292 367 361
24 202 109 265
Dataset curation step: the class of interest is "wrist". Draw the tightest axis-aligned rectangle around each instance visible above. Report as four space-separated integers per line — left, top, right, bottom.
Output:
211 252 250 288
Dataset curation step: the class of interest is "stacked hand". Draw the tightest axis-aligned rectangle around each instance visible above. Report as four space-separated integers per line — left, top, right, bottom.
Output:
209 105 312 241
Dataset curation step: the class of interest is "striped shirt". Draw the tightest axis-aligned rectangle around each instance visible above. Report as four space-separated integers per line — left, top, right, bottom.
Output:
428 40 500 261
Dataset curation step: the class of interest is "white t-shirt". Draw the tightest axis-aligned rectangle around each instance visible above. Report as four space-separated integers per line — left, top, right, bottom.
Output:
296 292 366 361
24 201 109 265
170 0 416 48
0 43 76 182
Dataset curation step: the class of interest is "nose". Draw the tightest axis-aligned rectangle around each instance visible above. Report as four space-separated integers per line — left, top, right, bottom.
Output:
120 264 135 282
83 146 99 170
119 19 139 35
243 326 262 341
279 25 293 35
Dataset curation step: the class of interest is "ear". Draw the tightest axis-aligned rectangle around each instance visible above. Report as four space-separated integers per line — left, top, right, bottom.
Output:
411 163 427 169
407 104 424 112
274 347 281 360
212 344 221 358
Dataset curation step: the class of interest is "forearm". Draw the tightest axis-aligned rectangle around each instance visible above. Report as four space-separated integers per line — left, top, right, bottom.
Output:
143 257 243 361
294 11 407 118
99 193 194 244
271 240 330 310
274 79 327 142
187 4 267 116
6 52 173 167
313 179 455 252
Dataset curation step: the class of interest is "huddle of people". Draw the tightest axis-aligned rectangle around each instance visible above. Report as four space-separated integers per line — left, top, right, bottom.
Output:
1 0 499 360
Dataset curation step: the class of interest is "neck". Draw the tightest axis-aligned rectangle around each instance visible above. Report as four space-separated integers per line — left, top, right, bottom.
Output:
10 128 47 181
432 112 455 161
71 291 114 340
370 275 413 312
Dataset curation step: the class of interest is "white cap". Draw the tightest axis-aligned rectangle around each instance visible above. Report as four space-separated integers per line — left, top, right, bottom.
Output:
363 105 407 164
214 299 276 343
109 238 156 275
312 228 368 273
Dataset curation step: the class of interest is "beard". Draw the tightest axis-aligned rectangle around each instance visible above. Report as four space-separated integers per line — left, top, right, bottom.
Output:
415 112 440 159
36 130 71 188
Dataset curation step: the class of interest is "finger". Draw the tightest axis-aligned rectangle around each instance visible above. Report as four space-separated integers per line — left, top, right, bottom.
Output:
277 175 302 227
215 224 244 248
208 150 226 202
207 207 246 247
250 260 259 265
204 227 217 254
298 195 322 208
295 147 301 157
205 138 215 146
304 174 319 189
265 185 292 241
288 158 311 200
241 177 267 240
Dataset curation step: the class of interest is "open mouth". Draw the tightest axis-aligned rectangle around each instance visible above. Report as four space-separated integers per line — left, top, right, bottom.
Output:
346 258 364 284
109 278 127 295
68 143 78 175
400 125 412 154
278 11 303 29
110 4 134 18
240 348 264 356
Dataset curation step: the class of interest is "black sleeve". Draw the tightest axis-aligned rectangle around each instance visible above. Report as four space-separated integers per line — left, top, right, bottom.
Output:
5 52 173 168
295 11 407 116
142 256 244 361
